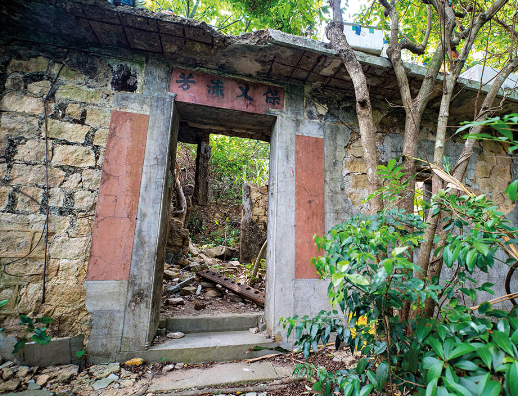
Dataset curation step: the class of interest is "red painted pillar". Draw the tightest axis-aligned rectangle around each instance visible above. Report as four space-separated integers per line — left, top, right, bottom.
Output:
294 135 325 279
87 111 149 281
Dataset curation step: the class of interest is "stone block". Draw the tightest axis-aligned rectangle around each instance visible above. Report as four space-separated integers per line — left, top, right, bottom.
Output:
55 85 106 104
66 103 83 119
61 172 82 189
349 141 363 157
68 217 93 237
0 186 10 210
0 230 32 256
47 119 90 143
55 65 86 84
52 145 95 167
27 81 51 97
16 187 43 213
49 235 90 259
82 169 102 190
0 113 40 138
93 128 109 146
74 190 96 211
49 188 65 207
86 107 111 127
14 139 49 164
16 335 85 367
5 74 23 91
0 93 44 115
7 57 49 73
350 174 369 189
344 159 366 174
9 164 65 187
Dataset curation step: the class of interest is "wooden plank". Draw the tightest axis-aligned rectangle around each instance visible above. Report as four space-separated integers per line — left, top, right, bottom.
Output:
198 270 265 307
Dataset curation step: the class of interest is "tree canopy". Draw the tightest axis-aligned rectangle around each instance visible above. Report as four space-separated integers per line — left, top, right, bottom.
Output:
142 0 330 37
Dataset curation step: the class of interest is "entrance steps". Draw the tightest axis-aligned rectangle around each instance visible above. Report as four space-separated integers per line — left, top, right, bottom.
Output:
134 313 278 363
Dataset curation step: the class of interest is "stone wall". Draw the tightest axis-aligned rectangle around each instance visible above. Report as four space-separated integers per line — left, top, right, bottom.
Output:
250 184 268 233
0 43 144 337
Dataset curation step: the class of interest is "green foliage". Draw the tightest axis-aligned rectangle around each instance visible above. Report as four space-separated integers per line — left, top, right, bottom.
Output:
13 314 53 354
209 135 269 202
281 115 518 395
142 0 329 37
354 1 516 70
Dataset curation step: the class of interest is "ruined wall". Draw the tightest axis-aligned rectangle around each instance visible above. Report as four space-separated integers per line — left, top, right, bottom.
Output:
0 42 144 337
304 85 515 311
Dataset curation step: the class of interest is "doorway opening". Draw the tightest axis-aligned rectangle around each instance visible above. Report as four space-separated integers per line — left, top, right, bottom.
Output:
153 102 275 346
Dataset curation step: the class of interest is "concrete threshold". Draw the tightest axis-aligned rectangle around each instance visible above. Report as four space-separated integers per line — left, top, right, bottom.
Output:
119 330 277 363
164 312 263 333
148 361 293 392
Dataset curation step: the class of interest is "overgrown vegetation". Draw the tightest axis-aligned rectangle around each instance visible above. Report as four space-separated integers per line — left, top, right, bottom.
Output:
177 135 269 247
282 116 518 395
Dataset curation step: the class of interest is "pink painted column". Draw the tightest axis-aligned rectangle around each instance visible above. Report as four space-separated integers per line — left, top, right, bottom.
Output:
87 111 149 281
295 135 325 279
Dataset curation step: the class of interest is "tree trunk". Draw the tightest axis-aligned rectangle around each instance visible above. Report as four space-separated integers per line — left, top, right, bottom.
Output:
194 137 211 206
327 0 382 213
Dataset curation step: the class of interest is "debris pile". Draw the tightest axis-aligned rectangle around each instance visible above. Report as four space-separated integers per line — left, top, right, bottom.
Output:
161 243 266 316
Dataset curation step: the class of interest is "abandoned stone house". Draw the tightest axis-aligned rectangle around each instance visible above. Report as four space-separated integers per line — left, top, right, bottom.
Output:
0 0 517 364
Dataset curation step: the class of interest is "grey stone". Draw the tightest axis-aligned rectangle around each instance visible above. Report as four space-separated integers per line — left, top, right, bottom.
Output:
166 332 185 339
107 373 119 381
89 363 120 379
91 377 114 390
4 391 51 396
27 380 41 390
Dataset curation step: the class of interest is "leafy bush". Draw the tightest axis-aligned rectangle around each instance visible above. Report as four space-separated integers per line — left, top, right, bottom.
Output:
281 117 518 395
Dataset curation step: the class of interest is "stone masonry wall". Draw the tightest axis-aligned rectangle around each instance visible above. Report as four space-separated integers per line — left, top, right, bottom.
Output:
250 183 268 233
0 42 144 338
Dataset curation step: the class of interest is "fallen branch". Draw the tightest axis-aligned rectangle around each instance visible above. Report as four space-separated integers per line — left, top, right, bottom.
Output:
163 377 299 396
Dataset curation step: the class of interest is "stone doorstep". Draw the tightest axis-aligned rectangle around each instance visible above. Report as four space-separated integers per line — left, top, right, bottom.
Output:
147 361 293 392
164 312 264 333
119 330 277 364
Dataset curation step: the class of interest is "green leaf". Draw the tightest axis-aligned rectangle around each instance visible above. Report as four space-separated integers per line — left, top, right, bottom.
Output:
473 241 489 256
482 380 502 396
505 180 518 202
454 360 478 371
331 273 345 287
448 343 475 360
35 316 53 324
344 273 369 286
19 315 33 326
476 345 492 370
359 384 374 396
76 350 85 358
478 301 492 315
12 338 26 354
427 360 443 383
0 300 8 308
426 377 439 396
443 245 453 267
393 246 409 256
492 331 515 356
505 361 518 396
428 338 445 359
375 362 388 390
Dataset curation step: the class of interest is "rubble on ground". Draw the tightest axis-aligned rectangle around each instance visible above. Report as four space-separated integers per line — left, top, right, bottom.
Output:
160 243 265 317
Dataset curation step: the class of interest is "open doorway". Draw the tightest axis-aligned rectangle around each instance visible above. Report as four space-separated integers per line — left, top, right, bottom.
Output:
152 102 275 346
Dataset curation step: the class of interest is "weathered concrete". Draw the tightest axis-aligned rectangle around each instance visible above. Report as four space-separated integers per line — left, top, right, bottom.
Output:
4 391 52 396
16 335 85 367
148 361 290 392
121 93 178 353
121 330 276 364
165 313 262 333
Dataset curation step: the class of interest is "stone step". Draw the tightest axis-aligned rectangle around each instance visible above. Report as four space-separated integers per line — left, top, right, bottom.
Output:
121 330 276 364
162 312 263 333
